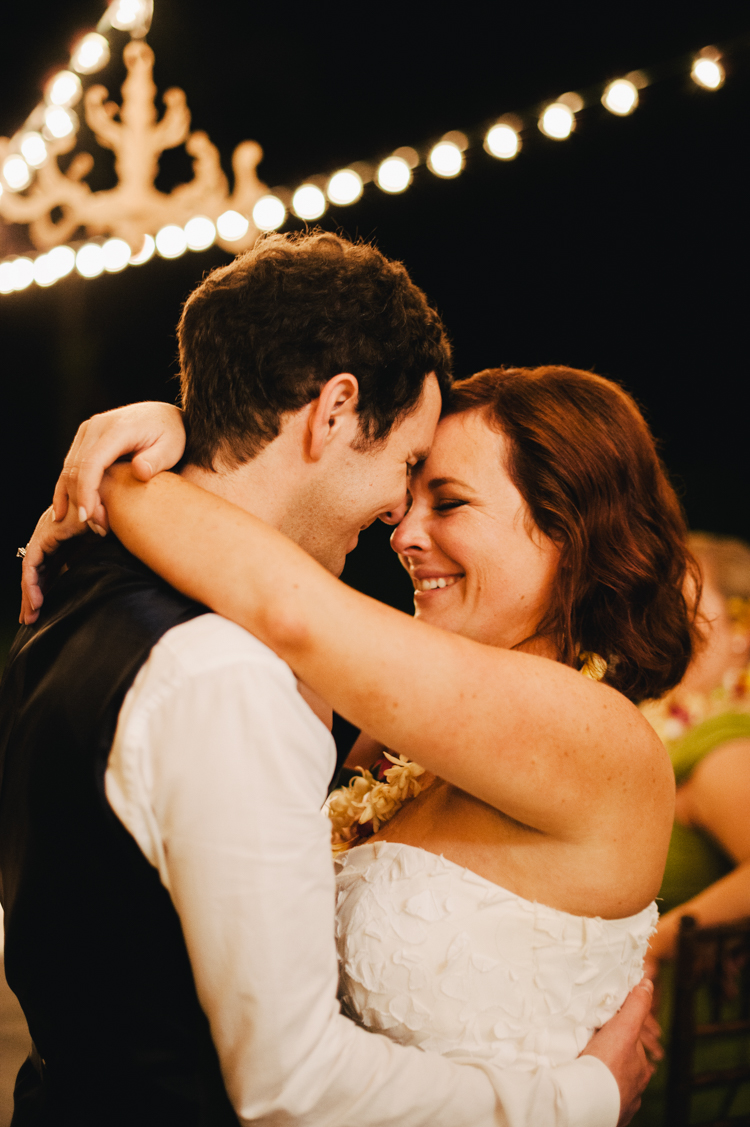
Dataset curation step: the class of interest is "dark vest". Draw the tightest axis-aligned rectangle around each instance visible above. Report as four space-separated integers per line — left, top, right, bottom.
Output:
0 537 239 1126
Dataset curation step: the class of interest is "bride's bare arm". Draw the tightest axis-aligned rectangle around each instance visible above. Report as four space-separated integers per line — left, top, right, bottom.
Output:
102 466 672 844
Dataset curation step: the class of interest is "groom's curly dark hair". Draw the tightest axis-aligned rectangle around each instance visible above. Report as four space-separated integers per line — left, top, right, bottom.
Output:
177 230 453 469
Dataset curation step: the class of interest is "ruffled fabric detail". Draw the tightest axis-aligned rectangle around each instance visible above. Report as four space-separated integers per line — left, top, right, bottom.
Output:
335 841 657 1071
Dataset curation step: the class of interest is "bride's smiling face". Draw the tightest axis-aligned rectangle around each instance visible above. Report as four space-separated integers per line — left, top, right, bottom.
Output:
390 409 560 651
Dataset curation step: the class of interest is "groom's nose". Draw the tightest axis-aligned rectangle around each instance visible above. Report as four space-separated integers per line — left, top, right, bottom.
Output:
379 494 409 526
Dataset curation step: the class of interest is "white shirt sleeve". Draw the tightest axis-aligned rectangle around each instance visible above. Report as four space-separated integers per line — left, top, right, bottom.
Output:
106 615 620 1127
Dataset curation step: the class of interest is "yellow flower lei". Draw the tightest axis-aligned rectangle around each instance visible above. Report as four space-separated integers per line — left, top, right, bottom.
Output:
327 753 426 855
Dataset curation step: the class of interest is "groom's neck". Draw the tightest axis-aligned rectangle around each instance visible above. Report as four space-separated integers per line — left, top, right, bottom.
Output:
178 420 308 535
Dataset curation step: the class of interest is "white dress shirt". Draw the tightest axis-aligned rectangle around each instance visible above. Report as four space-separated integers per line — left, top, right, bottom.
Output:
105 613 620 1127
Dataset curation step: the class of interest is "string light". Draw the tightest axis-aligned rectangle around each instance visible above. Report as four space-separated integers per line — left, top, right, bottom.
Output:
43 106 77 140
47 71 83 107
12 257 35 290
292 184 327 220
0 262 14 293
427 140 464 178
76 243 105 278
539 101 576 140
20 132 48 168
327 169 363 206
485 123 520 160
130 234 155 265
47 245 76 278
692 53 725 90
216 210 249 241
602 78 639 116
155 225 188 258
377 156 412 194
184 215 216 250
33 254 57 287
102 237 132 271
1 17 744 294
71 33 110 75
252 195 286 231
107 0 153 36
3 155 32 191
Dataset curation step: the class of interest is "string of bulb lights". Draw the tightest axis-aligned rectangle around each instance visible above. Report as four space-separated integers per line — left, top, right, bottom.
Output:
0 2 734 295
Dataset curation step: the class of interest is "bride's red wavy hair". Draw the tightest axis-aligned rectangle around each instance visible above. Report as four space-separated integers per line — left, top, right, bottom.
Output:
446 366 700 702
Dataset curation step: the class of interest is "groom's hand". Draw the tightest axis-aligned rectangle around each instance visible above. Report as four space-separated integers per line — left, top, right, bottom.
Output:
581 978 656 1126
20 504 90 624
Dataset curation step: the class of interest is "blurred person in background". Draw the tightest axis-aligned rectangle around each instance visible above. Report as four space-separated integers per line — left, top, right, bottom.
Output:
637 532 750 1125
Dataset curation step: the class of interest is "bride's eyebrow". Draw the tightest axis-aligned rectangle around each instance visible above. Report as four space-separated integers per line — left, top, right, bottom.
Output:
428 476 474 491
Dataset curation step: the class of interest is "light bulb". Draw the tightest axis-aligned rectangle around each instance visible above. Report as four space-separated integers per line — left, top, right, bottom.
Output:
20 132 47 169
155 225 188 259
47 245 76 279
44 106 77 140
692 57 724 90
103 238 132 272
184 216 216 251
33 254 58 288
292 184 326 221
216 210 250 241
130 234 155 265
108 0 153 34
71 33 110 75
485 123 519 160
47 71 82 107
76 243 105 278
376 156 412 194
2 155 32 192
539 102 575 140
252 195 286 232
327 169 363 206
427 141 464 178
602 79 639 116
0 261 15 294
11 257 35 290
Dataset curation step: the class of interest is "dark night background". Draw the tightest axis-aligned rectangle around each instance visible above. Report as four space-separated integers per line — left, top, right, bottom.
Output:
1 0 749 669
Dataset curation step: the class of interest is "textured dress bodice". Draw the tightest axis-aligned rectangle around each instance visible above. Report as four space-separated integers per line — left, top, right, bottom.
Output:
335 841 657 1071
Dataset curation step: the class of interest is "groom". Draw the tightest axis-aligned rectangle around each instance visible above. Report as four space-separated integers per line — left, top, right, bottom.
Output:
4 232 653 1127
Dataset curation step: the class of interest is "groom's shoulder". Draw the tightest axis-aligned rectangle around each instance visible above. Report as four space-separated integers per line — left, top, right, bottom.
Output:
150 613 294 686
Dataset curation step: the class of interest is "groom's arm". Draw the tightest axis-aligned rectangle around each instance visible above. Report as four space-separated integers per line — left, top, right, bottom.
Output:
107 613 627 1127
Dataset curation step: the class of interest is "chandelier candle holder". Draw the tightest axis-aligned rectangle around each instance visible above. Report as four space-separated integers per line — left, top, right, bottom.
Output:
0 37 267 268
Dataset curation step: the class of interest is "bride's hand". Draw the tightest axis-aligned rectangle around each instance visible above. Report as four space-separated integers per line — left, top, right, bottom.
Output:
52 401 185 527
20 401 186 624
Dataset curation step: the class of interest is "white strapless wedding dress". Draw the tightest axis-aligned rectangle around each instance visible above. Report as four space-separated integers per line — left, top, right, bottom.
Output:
335 841 657 1070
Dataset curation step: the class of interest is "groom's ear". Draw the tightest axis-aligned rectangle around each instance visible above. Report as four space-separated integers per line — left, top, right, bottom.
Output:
307 373 360 462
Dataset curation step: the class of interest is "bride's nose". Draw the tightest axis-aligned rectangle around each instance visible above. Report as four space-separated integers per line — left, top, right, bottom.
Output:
389 504 431 555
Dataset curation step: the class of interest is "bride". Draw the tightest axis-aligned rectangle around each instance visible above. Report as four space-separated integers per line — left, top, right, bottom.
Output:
25 364 695 1074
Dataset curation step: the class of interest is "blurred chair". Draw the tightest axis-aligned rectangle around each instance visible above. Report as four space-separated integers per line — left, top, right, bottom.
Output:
666 915 750 1125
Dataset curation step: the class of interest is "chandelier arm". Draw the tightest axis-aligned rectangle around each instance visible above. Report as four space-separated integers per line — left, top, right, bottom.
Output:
84 86 122 152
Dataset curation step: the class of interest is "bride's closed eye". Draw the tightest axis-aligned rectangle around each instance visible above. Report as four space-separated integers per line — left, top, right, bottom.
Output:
433 499 469 513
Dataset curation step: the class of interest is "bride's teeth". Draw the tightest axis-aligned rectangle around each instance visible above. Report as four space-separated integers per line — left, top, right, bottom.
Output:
415 575 461 591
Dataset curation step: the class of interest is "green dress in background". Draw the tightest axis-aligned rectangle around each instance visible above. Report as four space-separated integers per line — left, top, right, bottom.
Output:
634 712 750 1126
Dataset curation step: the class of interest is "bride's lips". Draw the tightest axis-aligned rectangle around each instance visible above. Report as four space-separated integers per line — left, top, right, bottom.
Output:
411 572 464 595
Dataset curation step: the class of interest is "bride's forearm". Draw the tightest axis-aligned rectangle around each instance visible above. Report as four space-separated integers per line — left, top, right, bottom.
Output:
101 465 660 836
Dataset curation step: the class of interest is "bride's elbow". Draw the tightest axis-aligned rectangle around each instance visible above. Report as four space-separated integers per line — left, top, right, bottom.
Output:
254 598 315 665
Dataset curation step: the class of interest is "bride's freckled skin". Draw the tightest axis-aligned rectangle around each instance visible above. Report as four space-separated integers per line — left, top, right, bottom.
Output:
390 409 560 656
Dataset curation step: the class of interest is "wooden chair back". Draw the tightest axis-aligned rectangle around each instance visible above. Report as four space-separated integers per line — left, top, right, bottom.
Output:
666 914 750 1125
